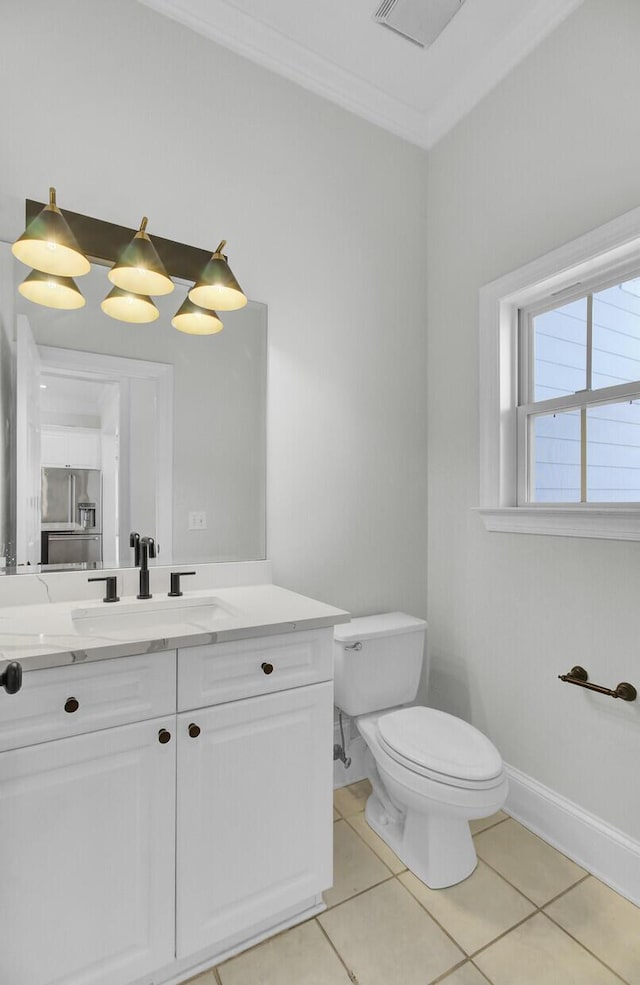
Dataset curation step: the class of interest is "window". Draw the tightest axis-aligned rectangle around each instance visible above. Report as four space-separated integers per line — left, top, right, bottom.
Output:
519 275 640 505
478 204 640 540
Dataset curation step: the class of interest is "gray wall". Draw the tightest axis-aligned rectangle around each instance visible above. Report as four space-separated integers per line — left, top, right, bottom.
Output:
0 0 429 615
427 0 640 839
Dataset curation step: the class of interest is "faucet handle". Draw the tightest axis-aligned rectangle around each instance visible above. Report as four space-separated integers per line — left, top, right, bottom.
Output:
129 532 141 567
168 571 196 598
141 536 156 559
88 576 120 603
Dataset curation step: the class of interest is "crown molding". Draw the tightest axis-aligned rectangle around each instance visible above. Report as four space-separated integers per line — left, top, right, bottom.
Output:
139 0 584 150
138 0 428 147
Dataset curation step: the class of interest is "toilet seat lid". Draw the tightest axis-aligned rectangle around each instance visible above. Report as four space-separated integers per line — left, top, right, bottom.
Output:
377 707 503 783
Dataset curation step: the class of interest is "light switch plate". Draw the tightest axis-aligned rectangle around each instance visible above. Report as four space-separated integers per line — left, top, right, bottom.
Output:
188 511 207 530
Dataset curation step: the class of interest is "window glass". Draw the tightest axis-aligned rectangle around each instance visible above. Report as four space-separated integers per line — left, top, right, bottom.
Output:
592 279 640 390
587 400 640 501
533 298 587 401
532 410 581 503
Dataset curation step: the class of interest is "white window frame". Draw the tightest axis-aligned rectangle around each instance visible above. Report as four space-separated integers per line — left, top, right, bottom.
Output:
477 203 640 540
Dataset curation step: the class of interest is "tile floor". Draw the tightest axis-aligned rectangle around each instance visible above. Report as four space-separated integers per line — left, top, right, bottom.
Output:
184 779 640 985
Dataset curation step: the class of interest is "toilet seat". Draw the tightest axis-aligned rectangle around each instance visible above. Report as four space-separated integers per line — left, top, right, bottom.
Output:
375 707 504 791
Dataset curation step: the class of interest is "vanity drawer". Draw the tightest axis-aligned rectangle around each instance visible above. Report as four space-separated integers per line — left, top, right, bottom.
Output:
178 629 333 710
0 650 176 752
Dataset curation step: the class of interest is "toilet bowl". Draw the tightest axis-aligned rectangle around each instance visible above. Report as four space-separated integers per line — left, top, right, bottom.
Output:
334 614 508 889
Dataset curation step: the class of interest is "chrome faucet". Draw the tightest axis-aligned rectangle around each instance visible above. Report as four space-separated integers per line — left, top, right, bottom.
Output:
137 536 156 600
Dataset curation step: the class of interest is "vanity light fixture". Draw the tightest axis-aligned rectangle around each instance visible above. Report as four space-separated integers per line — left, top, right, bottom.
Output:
18 269 86 310
108 216 174 296
189 240 247 311
101 286 159 324
17 195 247 336
12 187 90 277
171 296 223 335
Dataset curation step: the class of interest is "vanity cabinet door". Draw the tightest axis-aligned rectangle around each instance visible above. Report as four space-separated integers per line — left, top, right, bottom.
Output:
176 681 333 958
0 716 176 985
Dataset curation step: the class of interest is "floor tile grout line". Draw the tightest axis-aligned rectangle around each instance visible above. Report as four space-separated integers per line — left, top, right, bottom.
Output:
213 967 223 984
466 910 544 961
540 871 591 907
475 814 591 869
342 812 406 875
395 872 474 959
324 871 396 911
472 848 587 910
458 852 540 908
315 915 359 983
469 956 495 984
470 814 511 837
428 956 472 983
540 910 631 985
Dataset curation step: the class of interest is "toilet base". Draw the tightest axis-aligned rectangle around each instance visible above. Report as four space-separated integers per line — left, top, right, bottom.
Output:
364 792 478 889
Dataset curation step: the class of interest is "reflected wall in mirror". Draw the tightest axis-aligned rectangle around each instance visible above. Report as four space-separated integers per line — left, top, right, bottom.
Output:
0 243 267 571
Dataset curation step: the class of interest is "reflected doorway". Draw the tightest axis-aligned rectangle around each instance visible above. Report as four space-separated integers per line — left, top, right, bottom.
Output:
16 316 173 568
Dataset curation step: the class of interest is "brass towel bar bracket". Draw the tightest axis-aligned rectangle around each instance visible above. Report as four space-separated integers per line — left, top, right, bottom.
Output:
558 666 637 702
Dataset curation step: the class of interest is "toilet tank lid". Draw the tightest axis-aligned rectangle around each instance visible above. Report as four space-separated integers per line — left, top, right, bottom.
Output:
334 612 427 643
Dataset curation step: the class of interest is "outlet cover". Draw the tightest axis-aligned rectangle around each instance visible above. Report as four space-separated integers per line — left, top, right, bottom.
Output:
188 511 207 530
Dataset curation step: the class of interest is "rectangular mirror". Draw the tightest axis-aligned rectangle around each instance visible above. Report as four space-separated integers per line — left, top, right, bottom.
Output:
0 243 267 571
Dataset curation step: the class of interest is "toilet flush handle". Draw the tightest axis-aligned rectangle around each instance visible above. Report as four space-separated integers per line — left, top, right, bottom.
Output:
344 642 362 651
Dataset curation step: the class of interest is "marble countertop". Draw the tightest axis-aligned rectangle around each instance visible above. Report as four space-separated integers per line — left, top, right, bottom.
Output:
0 584 350 673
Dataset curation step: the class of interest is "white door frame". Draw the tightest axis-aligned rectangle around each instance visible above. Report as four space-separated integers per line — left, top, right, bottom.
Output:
38 346 174 564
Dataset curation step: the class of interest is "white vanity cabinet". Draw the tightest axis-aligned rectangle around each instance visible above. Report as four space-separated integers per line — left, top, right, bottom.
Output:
175 628 334 960
0 625 335 985
176 681 333 957
0 652 177 985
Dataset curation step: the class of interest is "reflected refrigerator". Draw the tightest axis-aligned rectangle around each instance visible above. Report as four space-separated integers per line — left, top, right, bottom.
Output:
40 467 103 565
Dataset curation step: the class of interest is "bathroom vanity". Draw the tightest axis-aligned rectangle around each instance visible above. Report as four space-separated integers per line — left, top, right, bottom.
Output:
0 579 348 985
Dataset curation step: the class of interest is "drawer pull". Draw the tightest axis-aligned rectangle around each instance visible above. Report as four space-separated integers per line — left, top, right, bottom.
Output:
0 662 22 695
188 723 201 738
64 697 79 714
158 728 172 744
261 662 274 675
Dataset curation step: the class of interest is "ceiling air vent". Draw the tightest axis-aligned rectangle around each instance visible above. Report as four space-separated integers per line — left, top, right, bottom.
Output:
374 0 466 48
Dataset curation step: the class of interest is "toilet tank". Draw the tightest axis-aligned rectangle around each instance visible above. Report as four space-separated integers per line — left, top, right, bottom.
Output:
333 612 427 717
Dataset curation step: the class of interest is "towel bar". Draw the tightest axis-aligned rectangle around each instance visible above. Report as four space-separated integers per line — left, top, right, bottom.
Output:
558 666 636 702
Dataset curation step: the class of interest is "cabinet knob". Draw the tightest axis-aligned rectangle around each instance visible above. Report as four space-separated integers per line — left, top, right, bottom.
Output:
0 661 22 694
188 723 201 738
158 728 171 744
261 662 274 675
64 697 79 714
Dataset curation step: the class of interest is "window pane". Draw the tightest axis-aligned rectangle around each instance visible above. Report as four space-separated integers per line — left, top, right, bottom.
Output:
533 298 587 401
532 410 581 503
587 400 640 502
592 279 640 390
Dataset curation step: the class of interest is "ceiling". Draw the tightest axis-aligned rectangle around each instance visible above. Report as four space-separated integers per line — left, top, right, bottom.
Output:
138 0 584 149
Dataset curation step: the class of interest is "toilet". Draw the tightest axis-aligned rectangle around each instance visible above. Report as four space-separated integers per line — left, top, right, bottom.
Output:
334 613 508 889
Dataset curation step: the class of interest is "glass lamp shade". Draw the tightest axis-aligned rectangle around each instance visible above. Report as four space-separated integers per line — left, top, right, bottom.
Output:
18 270 85 310
101 287 159 324
172 296 223 335
108 217 174 296
12 187 90 277
189 241 247 311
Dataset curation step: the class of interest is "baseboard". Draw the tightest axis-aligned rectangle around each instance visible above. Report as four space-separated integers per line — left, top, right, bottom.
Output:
505 763 640 907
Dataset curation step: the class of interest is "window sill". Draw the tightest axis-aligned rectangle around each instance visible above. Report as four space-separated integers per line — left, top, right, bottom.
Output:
475 507 640 541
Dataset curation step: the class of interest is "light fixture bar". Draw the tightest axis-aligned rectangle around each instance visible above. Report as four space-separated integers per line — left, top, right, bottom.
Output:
25 199 214 282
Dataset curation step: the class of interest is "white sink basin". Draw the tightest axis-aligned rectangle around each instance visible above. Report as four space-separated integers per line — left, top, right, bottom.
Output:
71 596 229 641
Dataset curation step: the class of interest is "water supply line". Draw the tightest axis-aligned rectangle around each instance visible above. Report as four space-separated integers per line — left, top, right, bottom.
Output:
333 710 352 768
